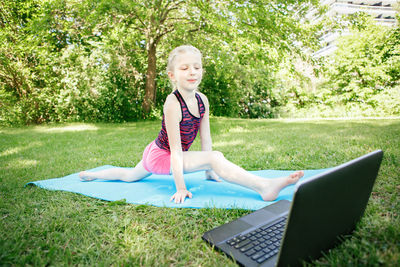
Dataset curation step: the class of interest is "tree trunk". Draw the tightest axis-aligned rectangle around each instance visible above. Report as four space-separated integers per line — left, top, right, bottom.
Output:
143 41 157 116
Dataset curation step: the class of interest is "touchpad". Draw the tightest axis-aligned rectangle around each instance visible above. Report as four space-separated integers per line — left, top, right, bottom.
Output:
241 209 276 226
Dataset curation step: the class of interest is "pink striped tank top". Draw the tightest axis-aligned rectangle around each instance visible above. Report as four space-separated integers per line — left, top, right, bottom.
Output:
155 90 205 151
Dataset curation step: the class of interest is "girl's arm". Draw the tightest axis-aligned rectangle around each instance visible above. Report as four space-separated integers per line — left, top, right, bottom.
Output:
164 94 192 203
198 92 221 181
198 92 212 151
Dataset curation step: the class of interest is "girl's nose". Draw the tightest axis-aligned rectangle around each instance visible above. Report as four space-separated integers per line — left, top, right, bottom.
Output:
189 66 195 75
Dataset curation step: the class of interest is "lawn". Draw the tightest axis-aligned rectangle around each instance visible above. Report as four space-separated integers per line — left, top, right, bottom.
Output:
1 117 399 266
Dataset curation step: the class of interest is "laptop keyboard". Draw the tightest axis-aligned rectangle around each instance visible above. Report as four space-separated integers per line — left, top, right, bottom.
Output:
226 217 287 264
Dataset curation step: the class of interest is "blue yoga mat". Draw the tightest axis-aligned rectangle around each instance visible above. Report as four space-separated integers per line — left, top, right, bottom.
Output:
26 166 328 210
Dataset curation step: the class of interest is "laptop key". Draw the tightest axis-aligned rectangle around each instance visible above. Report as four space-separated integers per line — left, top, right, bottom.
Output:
227 239 236 246
263 247 271 254
239 243 254 252
251 251 266 260
256 255 269 264
229 237 240 244
234 239 251 249
254 245 262 251
227 216 287 263
245 249 256 257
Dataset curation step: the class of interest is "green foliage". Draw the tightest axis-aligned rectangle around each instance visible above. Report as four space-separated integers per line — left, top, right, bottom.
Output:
0 0 322 125
281 13 400 118
317 13 400 112
202 64 239 117
382 26 400 85
0 0 45 124
1 1 398 125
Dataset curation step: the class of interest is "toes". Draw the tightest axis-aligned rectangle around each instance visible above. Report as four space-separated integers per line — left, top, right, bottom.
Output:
291 171 304 179
79 171 94 181
288 171 303 182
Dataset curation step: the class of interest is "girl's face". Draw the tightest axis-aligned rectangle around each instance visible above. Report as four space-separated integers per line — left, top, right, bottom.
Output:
169 52 203 92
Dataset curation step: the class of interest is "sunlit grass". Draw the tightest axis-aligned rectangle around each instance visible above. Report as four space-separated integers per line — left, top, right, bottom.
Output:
33 124 99 133
1 118 399 266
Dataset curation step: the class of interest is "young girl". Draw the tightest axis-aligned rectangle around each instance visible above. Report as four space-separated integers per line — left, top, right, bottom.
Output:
79 45 304 204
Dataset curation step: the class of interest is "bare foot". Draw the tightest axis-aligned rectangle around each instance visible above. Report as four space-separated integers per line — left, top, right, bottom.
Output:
205 170 222 182
79 171 96 181
206 177 222 182
258 171 304 201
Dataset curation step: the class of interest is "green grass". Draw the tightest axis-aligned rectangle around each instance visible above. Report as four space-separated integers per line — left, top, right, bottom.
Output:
1 118 399 266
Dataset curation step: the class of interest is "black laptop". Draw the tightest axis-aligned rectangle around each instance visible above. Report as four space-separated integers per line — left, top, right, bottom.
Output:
202 150 383 267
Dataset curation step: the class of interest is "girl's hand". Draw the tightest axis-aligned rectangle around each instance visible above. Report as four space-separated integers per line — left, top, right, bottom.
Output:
170 189 193 204
206 170 222 182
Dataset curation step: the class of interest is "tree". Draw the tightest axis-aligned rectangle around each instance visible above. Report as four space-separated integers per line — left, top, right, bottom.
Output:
323 14 395 103
0 0 44 124
1 0 327 124
89 0 206 115
135 1 203 114
189 0 321 118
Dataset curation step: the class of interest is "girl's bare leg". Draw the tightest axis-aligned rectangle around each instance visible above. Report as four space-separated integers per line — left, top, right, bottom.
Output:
182 151 303 201
79 160 151 182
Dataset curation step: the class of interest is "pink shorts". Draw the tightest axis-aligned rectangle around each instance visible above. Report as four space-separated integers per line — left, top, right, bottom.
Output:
142 141 171 175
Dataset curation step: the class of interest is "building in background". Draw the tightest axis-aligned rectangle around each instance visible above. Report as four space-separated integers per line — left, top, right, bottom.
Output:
312 0 398 57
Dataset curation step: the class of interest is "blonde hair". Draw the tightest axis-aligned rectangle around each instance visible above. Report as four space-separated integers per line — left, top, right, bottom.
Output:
167 45 202 90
